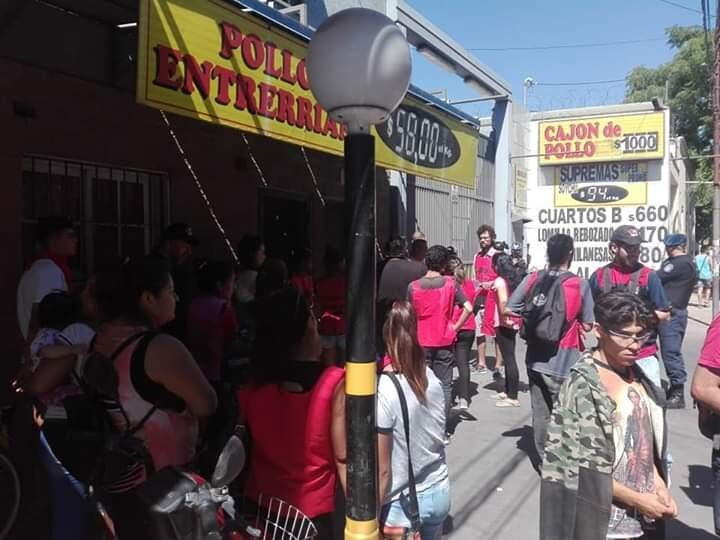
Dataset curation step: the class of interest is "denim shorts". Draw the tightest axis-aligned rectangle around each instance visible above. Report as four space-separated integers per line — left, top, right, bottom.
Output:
382 478 450 540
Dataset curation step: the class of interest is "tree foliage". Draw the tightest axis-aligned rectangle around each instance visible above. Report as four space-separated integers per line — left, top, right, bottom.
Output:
625 25 713 241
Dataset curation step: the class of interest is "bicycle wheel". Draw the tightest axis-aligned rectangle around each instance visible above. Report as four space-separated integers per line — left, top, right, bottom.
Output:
0 451 20 540
254 495 318 540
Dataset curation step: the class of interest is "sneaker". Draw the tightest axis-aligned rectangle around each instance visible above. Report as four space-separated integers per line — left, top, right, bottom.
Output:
493 369 504 381
491 392 507 400
476 365 488 374
496 399 520 408
458 398 470 410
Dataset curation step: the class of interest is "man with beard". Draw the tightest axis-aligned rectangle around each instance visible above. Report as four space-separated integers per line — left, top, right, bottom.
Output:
473 225 498 372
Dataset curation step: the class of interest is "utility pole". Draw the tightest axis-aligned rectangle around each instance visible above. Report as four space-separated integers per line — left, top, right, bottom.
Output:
713 0 720 317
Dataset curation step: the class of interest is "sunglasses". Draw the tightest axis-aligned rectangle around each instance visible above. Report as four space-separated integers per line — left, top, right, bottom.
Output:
606 328 651 346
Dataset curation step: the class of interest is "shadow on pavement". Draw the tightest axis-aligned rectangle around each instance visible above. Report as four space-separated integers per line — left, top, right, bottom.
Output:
502 425 542 474
681 464 715 507
667 519 717 539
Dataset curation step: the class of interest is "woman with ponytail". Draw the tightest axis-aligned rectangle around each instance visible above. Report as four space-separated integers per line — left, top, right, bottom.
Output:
377 300 450 539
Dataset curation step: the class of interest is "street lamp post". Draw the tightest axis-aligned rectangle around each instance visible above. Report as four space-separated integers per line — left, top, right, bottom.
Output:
307 9 411 540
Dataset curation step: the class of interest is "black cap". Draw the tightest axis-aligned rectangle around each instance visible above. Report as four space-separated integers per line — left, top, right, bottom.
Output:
161 223 199 245
663 233 687 247
611 225 643 246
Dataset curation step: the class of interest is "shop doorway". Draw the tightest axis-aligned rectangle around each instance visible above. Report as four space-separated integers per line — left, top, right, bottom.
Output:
261 192 310 267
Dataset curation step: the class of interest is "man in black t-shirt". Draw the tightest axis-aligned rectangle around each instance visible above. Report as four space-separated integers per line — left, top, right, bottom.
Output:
658 233 697 409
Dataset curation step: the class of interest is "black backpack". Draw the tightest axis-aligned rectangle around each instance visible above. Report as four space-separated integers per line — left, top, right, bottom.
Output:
520 271 574 350
77 331 159 491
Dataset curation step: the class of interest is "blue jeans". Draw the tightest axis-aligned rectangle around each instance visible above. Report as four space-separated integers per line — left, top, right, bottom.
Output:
658 308 688 386
38 433 90 540
383 478 450 540
712 445 720 535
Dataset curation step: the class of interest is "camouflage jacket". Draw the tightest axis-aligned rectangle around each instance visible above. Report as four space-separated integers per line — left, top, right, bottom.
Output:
539 352 667 540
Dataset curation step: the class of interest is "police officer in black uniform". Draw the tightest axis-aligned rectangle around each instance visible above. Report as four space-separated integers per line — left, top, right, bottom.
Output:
658 233 697 408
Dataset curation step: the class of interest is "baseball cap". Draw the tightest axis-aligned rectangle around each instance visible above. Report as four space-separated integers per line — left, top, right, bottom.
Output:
161 223 199 245
611 225 644 246
663 233 687 247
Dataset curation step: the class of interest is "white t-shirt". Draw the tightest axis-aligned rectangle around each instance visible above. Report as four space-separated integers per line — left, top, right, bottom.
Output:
377 367 448 503
16 258 67 339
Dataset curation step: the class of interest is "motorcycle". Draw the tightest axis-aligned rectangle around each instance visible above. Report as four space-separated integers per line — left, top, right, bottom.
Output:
134 435 317 540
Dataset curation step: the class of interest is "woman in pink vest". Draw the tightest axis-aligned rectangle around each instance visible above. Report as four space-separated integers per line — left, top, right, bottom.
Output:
490 253 524 408
237 287 345 540
92 259 217 537
447 257 475 410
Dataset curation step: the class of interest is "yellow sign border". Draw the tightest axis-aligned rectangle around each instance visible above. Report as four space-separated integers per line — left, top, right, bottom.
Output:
137 0 478 188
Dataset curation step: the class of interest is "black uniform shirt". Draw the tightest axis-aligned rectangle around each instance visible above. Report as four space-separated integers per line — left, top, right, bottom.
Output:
658 254 697 310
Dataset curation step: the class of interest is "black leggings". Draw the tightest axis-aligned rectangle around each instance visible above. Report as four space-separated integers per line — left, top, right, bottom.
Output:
454 330 475 401
495 327 519 399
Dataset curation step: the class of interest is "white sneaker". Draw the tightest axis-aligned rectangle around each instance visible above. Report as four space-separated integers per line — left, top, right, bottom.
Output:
496 399 520 408
492 392 507 400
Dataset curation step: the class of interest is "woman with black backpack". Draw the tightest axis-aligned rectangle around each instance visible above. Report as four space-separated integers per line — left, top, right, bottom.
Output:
90 258 217 536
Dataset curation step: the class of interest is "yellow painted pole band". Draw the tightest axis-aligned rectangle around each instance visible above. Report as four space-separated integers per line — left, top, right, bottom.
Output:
345 517 379 540
345 361 377 396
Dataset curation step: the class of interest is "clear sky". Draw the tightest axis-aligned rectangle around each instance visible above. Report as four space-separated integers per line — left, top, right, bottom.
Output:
407 0 710 117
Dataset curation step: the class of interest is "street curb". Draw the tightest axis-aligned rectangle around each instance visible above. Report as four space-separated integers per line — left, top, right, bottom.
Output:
688 315 710 327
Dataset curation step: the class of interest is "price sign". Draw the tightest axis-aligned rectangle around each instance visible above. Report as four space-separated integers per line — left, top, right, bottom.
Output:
374 96 479 188
378 105 460 169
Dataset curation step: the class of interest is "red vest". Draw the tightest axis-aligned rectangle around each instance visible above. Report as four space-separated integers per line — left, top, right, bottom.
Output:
411 277 457 348
236 366 345 518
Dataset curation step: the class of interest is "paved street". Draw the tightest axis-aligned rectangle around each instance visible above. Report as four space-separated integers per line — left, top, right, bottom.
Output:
445 305 718 539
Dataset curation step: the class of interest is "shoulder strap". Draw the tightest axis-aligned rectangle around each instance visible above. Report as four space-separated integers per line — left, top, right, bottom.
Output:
602 266 613 294
629 268 643 295
386 373 420 527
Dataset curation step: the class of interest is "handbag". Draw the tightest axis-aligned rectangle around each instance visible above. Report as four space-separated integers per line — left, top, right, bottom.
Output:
384 373 422 539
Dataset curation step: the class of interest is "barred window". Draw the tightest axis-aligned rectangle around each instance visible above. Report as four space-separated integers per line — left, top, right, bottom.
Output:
22 156 169 278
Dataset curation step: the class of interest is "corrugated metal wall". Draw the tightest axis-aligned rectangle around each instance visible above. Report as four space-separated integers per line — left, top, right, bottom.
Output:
413 137 495 263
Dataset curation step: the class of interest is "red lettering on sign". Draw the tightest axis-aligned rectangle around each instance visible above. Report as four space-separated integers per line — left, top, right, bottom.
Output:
276 89 297 126
296 96 314 131
218 21 243 59
313 102 324 134
296 59 310 91
242 34 265 70
258 83 277 119
263 42 283 79
153 45 182 90
211 65 236 105
181 54 213 99
322 116 340 139
280 49 297 85
236 75 258 113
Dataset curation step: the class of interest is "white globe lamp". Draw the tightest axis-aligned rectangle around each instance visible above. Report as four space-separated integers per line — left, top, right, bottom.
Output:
307 8 411 133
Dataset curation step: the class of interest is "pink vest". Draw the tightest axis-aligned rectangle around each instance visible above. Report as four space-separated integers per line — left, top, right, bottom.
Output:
237 366 345 518
452 280 476 332
411 277 457 348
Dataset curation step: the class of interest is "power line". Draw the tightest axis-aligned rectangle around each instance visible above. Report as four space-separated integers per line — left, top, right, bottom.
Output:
468 37 664 52
536 78 627 87
658 0 701 13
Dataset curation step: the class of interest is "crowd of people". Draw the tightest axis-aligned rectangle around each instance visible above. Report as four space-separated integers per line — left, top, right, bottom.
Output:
7 213 720 540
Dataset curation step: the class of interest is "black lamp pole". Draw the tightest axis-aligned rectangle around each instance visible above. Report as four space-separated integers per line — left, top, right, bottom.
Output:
343 132 378 540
